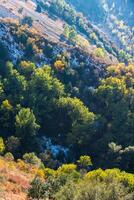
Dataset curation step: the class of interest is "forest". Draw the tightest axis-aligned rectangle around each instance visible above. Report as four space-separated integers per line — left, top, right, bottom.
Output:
0 58 134 199
0 0 134 199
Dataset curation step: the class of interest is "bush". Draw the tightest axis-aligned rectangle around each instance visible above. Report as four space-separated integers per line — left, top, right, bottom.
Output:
23 152 41 166
6 136 20 154
93 47 105 58
28 177 47 199
36 169 45 179
77 155 92 168
57 164 77 175
55 169 134 200
74 180 134 200
17 159 28 171
0 138 5 154
54 60 65 70
4 152 14 161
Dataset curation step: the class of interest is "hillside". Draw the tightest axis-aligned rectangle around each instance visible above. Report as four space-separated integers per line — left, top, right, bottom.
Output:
68 0 134 26
0 0 64 42
68 0 134 59
0 0 134 199
0 0 125 63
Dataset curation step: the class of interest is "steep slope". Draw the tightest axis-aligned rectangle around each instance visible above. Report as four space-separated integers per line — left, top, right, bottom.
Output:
0 0 64 42
67 0 134 58
0 2 134 196
0 0 121 63
67 0 134 26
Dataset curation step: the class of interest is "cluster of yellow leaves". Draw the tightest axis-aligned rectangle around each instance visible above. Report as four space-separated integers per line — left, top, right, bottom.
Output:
107 63 134 88
17 159 28 171
57 164 77 175
93 47 105 58
43 168 56 178
0 138 5 154
107 63 134 78
17 159 39 175
54 60 65 70
20 61 32 69
1 100 12 110
85 168 134 189
0 157 16 172
36 169 45 179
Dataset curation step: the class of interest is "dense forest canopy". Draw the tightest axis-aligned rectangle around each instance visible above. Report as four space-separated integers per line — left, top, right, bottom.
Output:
0 0 134 199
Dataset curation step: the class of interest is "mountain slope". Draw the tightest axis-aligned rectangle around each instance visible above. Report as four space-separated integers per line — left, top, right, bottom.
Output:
1 0 124 63
68 0 134 26
67 0 134 58
0 0 64 42
0 2 134 199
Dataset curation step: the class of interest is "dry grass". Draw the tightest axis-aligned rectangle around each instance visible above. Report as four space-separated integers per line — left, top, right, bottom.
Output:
0 157 37 200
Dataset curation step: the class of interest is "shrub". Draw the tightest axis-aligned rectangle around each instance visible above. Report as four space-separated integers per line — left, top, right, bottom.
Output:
0 138 5 154
54 60 65 70
57 164 77 175
77 155 92 168
94 47 105 58
6 136 20 154
23 152 41 166
28 177 47 200
36 169 45 179
17 159 28 171
1 100 12 110
74 180 133 200
4 152 14 161
55 169 134 200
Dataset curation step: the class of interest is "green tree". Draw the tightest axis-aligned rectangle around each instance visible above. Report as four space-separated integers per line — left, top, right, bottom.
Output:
94 47 105 58
0 99 14 135
69 26 77 43
6 136 20 154
15 108 40 153
55 97 95 145
15 108 40 139
27 67 64 133
77 155 92 169
28 178 47 200
63 24 70 38
23 152 41 166
3 63 27 105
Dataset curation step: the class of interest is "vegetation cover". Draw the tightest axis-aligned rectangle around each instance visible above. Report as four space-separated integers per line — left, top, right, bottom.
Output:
0 0 134 199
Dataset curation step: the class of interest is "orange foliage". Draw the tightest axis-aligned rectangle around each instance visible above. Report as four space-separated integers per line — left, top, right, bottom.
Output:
36 169 45 179
54 60 65 70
